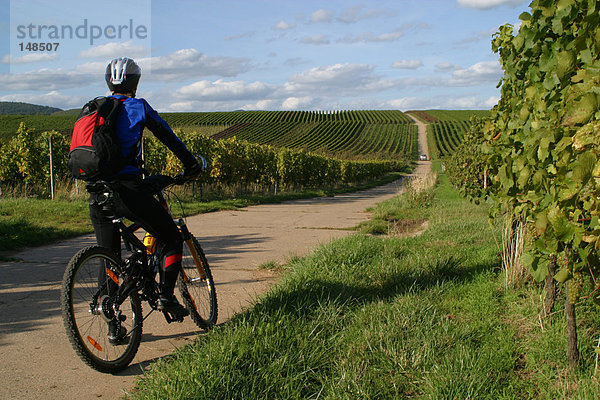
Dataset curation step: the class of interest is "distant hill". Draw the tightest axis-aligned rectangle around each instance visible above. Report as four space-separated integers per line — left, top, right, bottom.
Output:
52 108 81 116
0 101 63 115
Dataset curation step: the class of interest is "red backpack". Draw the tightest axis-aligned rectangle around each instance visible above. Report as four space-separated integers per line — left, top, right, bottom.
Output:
68 96 131 181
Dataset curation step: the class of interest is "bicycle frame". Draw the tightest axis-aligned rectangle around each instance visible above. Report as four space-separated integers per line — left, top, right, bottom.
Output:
63 167 217 373
91 183 208 324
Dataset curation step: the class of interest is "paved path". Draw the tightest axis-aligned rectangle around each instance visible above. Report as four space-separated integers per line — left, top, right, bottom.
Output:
0 120 430 400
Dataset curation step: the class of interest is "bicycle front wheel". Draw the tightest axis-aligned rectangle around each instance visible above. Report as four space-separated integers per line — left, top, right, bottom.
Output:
61 246 143 373
179 237 218 329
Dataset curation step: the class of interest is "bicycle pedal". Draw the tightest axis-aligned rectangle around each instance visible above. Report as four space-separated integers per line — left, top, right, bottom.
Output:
169 312 185 323
163 311 185 323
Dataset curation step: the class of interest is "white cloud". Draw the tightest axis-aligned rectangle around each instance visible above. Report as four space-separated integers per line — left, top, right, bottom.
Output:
457 0 528 10
0 69 93 91
283 57 310 67
274 20 296 30
449 61 502 86
281 96 314 110
513 21 523 35
311 9 334 23
166 63 401 112
78 41 148 59
387 97 424 110
1 53 59 64
0 90 87 109
387 95 496 111
141 49 251 80
243 99 280 110
455 28 498 45
444 96 484 108
435 62 462 71
175 79 275 101
337 29 403 44
285 63 397 97
165 101 196 112
225 31 257 41
392 60 423 70
484 96 500 108
337 6 388 23
73 60 107 74
300 35 330 45
287 63 373 86
0 48 251 93
442 95 497 109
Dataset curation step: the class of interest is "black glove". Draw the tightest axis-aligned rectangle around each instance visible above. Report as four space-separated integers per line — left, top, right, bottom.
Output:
183 162 203 181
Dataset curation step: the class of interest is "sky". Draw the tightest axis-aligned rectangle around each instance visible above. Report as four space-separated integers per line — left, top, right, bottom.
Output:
0 0 532 112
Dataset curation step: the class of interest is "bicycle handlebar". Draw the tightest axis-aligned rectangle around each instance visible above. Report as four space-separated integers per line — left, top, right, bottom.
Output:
86 155 206 196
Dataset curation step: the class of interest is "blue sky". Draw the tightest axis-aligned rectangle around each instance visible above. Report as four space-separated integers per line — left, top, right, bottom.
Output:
0 0 531 112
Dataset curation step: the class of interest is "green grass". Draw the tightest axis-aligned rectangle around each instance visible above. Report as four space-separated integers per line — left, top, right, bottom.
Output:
126 167 600 399
0 198 90 251
357 175 434 235
0 172 407 252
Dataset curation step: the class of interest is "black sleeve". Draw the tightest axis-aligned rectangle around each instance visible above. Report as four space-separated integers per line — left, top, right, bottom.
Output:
143 101 197 168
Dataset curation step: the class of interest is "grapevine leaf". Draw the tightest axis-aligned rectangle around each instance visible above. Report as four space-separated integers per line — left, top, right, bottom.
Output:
521 252 534 268
542 72 560 90
518 166 530 186
552 214 576 241
558 183 578 201
556 0 572 11
580 49 593 64
538 136 551 161
531 256 549 282
554 267 571 283
539 51 557 72
535 211 549 234
519 11 532 21
563 94 597 126
557 51 576 79
572 151 596 185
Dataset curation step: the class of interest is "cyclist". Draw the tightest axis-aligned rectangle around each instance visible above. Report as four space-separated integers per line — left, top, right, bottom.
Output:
91 57 201 333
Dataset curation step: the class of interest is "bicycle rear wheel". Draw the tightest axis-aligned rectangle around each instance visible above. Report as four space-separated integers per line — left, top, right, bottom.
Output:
61 246 143 373
179 237 218 329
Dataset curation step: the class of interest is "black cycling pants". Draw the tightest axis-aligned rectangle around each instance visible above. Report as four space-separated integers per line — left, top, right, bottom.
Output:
89 176 183 296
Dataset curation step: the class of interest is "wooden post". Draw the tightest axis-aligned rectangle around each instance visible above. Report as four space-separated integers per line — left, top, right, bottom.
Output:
544 258 557 317
484 169 488 189
565 284 579 370
141 134 146 178
49 134 55 200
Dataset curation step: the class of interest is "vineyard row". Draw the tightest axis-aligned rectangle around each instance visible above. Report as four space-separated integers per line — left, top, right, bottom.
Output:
0 124 407 196
213 121 418 159
411 110 489 157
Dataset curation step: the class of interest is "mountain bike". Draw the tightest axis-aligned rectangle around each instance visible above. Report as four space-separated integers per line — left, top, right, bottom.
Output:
60 173 218 373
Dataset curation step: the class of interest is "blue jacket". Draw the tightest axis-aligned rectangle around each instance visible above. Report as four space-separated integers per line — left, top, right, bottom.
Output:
110 95 196 177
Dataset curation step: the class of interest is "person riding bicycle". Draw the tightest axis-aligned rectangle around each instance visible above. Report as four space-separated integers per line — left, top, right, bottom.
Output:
91 57 202 328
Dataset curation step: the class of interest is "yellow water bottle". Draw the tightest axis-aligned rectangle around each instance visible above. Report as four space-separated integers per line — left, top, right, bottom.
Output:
143 233 157 254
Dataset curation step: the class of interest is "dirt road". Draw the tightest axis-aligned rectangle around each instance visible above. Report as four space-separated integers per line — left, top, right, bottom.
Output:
407 113 429 159
0 119 430 400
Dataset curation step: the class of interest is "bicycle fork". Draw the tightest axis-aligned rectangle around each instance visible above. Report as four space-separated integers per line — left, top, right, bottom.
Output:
177 219 207 282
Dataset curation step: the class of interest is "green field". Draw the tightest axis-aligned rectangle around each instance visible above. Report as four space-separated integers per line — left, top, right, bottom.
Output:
126 165 600 399
408 110 490 158
0 114 76 142
1 110 417 160
4 109 498 161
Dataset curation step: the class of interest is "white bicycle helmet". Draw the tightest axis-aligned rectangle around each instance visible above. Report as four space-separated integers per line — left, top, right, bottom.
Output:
105 57 141 96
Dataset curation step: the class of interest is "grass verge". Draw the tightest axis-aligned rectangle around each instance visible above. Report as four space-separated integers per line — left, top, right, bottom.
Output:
0 172 405 252
126 166 600 399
